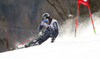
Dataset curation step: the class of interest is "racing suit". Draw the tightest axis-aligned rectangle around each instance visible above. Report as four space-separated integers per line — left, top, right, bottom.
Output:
29 19 59 45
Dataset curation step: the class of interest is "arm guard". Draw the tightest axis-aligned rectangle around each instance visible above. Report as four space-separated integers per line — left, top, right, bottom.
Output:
38 25 43 32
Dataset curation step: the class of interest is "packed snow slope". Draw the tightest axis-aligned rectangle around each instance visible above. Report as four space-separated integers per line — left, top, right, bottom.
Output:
0 11 100 59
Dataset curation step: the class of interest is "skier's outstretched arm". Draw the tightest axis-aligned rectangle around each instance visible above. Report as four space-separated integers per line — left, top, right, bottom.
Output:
38 21 44 32
38 25 43 32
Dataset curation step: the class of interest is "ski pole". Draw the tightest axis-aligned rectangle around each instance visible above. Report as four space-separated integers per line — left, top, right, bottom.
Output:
10 38 31 49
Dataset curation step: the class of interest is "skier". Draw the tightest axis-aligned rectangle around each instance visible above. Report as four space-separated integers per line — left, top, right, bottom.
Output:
25 13 59 47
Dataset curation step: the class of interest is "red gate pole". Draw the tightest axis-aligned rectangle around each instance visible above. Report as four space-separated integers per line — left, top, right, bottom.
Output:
88 5 96 34
75 0 79 37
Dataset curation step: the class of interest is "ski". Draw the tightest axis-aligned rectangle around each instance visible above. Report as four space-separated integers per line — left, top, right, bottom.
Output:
16 44 39 49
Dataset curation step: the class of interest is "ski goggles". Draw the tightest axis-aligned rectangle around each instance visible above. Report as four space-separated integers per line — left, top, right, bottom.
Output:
43 19 49 22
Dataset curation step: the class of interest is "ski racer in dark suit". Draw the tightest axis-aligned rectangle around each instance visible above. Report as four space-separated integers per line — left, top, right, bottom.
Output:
25 13 59 47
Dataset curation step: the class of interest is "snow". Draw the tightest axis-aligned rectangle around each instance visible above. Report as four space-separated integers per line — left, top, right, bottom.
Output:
0 11 100 59
1 36 100 59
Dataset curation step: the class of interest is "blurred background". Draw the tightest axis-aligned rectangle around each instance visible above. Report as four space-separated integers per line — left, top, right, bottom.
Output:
0 0 100 53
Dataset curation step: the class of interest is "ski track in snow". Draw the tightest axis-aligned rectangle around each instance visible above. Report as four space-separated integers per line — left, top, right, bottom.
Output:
0 11 100 59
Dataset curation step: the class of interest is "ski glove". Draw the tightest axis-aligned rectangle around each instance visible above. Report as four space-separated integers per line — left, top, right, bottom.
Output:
38 31 44 36
51 38 55 43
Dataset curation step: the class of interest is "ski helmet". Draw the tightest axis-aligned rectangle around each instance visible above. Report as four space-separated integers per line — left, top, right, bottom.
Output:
42 13 50 19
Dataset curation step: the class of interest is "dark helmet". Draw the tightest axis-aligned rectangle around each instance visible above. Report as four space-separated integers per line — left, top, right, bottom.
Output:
42 13 50 19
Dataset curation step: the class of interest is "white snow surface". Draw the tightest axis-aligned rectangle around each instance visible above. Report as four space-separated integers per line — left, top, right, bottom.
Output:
0 11 100 59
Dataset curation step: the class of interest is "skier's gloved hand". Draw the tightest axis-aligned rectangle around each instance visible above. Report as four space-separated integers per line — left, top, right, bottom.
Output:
51 38 55 43
38 31 44 36
47 26 52 30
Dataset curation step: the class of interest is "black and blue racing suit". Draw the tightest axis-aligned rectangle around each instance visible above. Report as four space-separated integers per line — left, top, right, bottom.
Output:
29 19 59 45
